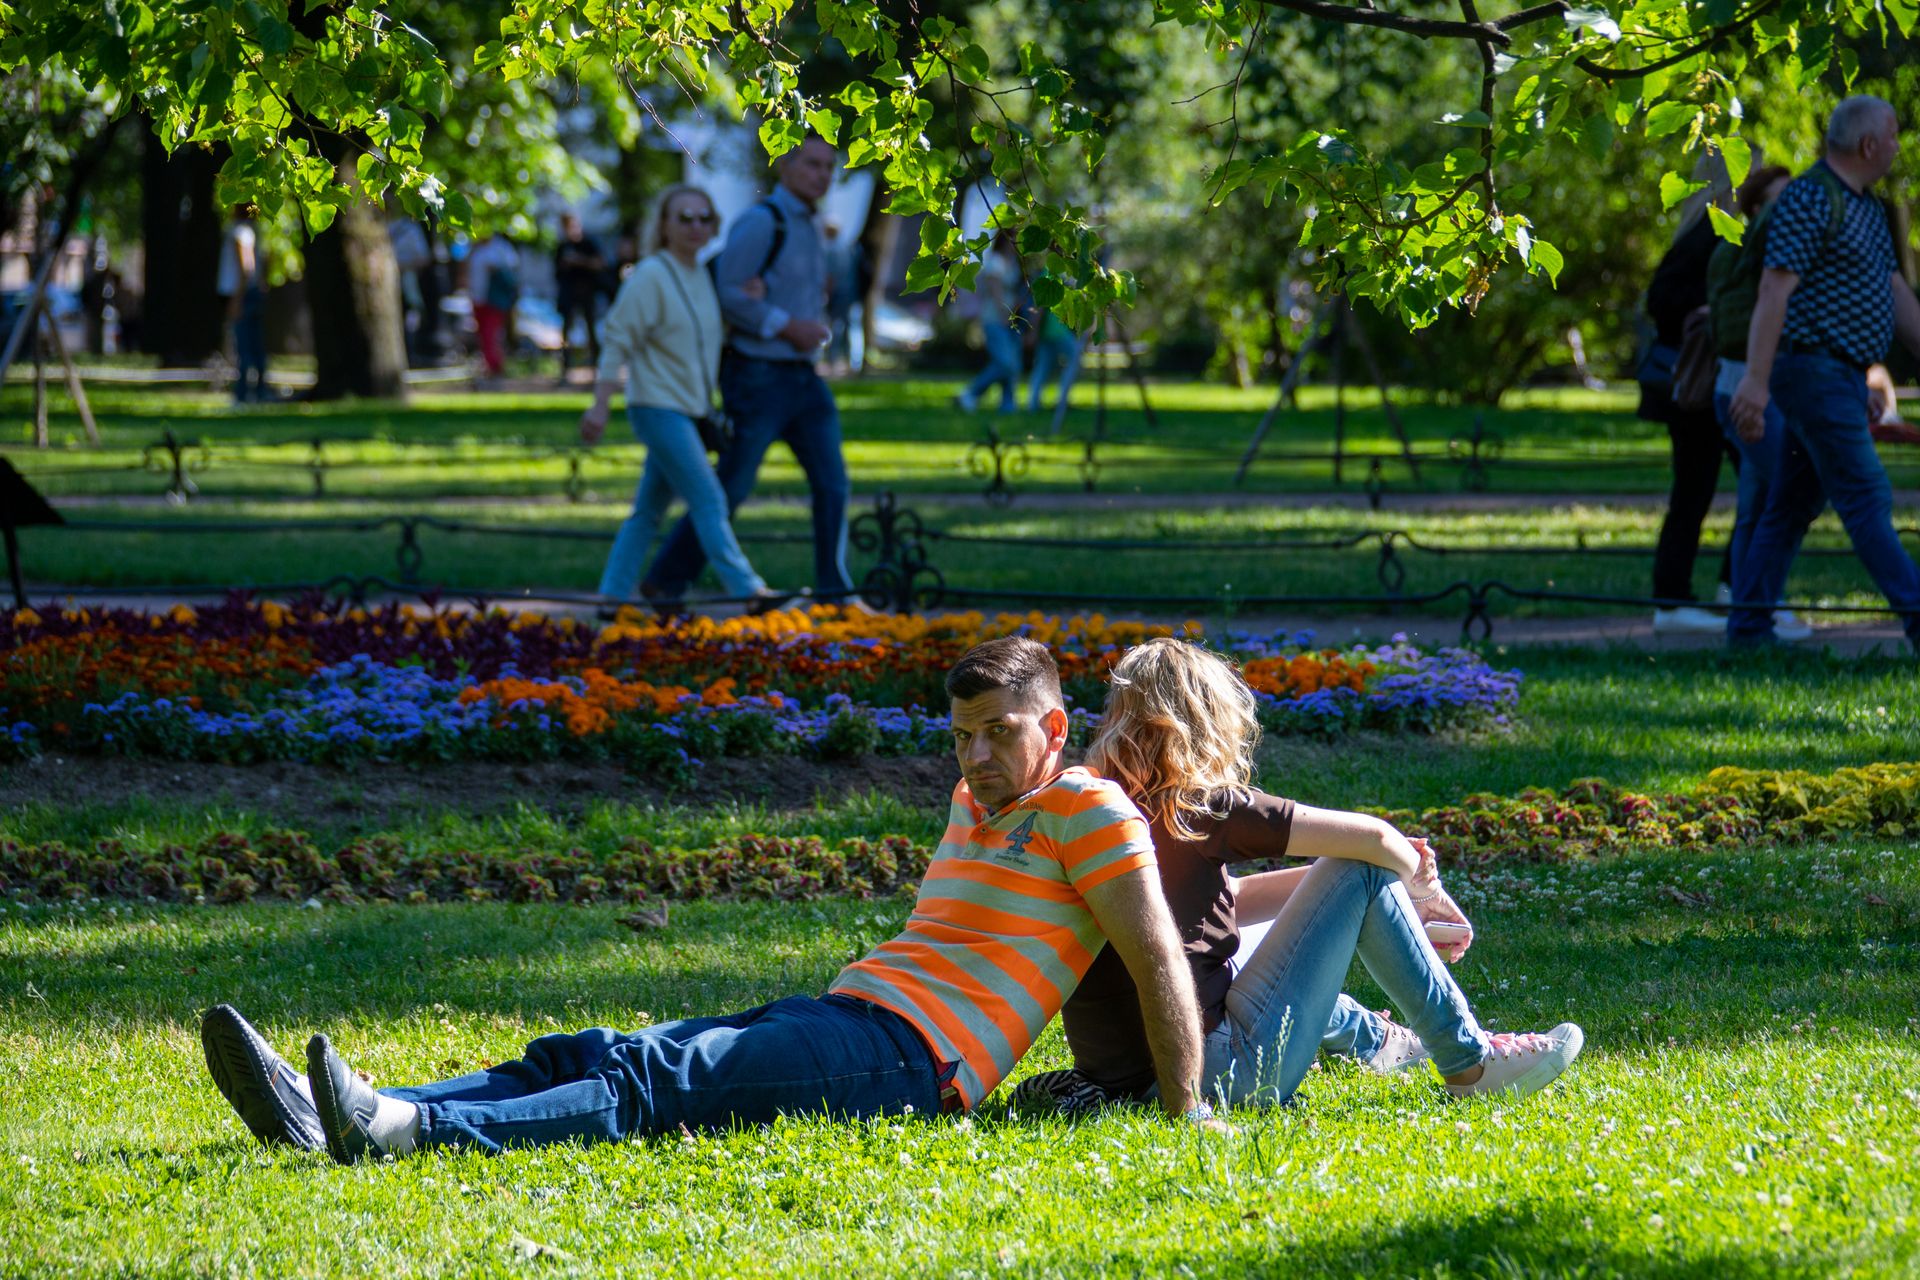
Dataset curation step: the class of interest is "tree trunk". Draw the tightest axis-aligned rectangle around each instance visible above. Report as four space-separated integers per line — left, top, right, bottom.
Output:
139 127 226 366
303 160 407 401
1265 278 1292 384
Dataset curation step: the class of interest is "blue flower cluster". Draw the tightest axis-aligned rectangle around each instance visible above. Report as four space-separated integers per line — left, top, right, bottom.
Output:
40 632 1519 767
1227 633 1521 735
80 655 497 762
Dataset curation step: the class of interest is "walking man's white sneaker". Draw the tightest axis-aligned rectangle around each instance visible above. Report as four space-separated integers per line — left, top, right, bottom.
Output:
1653 606 1725 634
1772 610 1813 641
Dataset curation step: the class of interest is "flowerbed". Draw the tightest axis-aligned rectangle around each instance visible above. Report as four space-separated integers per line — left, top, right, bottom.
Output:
5 766 1911 908
1 599 1520 768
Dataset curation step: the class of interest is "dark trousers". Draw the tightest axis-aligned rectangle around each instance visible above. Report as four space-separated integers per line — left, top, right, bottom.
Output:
1729 353 1920 646
645 354 853 598
557 290 598 371
1653 407 1740 602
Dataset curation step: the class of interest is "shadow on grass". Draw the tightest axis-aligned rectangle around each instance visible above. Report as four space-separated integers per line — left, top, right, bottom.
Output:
1182 1203 1809 1279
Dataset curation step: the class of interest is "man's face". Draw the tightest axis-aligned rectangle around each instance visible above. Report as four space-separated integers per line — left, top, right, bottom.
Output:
949 687 1066 812
1861 108 1902 185
780 140 838 204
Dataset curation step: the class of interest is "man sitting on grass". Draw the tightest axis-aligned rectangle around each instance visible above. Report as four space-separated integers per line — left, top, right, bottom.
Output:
200 636 1220 1164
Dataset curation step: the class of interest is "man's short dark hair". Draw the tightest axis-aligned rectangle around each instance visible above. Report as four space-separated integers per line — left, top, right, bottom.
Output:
945 636 1064 710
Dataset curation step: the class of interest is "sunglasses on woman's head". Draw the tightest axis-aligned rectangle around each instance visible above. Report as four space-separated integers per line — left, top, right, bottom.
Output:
675 211 717 225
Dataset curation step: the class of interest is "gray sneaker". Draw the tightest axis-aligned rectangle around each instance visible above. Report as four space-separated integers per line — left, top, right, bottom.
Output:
1446 1023 1585 1100
1364 1015 1432 1075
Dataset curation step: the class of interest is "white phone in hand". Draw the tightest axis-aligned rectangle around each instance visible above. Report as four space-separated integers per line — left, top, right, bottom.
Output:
1424 921 1472 947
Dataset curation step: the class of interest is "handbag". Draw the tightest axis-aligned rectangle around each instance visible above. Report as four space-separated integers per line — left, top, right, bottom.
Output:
660 257 735 455
1670 307 1717 412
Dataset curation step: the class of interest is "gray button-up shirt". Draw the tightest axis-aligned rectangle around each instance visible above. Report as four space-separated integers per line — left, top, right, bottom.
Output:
715 184 826 364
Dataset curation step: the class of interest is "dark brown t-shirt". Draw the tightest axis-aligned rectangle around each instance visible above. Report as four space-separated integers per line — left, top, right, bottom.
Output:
1060 788 1296 1094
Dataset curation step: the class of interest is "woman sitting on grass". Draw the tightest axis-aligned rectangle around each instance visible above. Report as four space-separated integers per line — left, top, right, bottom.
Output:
1016 638 1583 1113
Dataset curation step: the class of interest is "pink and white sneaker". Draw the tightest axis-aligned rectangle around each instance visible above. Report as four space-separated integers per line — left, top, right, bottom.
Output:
1445 1023 1584 1100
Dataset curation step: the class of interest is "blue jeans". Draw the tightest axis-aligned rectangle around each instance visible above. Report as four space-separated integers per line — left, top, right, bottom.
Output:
1713 385 1791 611
646 356 852 598
230 287 267 403
386 994 941 1154
964 322 1022 410
1206 859 1488 1106
1027 331 1081 413
598 404 765 599
1729 353 1920 647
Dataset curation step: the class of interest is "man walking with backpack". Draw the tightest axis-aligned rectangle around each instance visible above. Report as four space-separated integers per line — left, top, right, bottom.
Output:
639 135 854 608
1728 95 1920 650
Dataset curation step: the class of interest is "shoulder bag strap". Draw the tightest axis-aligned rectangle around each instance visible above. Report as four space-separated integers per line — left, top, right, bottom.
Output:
658 255 717 410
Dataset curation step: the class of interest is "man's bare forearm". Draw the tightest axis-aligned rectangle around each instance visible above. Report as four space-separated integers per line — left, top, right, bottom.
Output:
1084 869 1207 1119
1130 937 1206 1117
1743 272 1795 380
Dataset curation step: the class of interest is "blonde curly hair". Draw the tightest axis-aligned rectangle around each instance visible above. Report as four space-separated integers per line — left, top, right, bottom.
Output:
1086 638 1260 841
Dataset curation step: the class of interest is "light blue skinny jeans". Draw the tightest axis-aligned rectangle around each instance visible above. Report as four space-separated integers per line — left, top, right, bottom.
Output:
1027 330 1081 412
597 404 766 600
964 321 1023 410
1207 858 1489 1106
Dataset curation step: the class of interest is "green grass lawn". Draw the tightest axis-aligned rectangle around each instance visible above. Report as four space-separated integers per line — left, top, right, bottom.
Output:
3 642 1917 1274
18 497 1916 620
12 379 1920 501
1 836 1915 1277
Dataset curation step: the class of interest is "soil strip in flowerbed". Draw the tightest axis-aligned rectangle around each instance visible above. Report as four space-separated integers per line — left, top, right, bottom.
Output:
0 753 960 828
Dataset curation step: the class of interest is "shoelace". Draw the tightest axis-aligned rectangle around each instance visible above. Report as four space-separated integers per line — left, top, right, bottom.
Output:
1484 1031 1554 1059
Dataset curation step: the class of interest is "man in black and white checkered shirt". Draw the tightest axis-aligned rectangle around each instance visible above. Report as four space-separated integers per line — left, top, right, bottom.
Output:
1728 95 1920 649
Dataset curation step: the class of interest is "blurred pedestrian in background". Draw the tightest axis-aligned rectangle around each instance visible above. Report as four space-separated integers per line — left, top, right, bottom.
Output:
554 213 607 383
580 185 783 615
217 204 269 404
1637 155 1740 633
823 220 867 375
388 212 435 366
466 231 520 384
641 134 854 607
1028 308 1081 425
954 228 1023 413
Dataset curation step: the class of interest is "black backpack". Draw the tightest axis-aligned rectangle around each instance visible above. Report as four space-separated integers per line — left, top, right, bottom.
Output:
707 198 788 293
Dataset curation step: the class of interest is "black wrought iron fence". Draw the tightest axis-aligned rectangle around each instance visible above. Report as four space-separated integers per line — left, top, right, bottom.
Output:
8 419 1695 507
16 493 1918 642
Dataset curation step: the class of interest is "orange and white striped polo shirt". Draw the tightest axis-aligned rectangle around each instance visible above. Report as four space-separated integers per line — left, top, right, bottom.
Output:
830 766 1155 1108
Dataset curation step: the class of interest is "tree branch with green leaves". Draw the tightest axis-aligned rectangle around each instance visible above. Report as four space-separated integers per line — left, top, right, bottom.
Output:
3 0 1910 334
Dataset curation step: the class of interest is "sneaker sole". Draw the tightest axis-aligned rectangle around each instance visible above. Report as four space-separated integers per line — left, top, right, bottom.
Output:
201 1006 323 1152
1455 1023 1585 1100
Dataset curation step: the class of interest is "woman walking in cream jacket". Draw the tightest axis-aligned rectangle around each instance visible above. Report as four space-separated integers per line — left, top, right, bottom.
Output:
581 186 783 613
